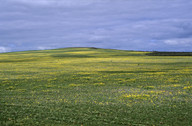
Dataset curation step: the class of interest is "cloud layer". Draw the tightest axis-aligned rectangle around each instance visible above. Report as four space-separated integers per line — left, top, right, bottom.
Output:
1 0 192 52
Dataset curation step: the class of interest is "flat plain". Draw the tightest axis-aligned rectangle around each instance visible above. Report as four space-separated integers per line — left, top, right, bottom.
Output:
0 48 192 125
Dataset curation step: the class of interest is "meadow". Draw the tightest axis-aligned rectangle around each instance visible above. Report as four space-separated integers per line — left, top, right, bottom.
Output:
0 47 192 126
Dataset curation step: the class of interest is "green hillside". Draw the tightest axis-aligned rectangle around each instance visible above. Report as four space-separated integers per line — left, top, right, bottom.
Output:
0 48 192 125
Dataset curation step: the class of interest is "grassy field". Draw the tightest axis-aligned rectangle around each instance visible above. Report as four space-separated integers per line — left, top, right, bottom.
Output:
0 47 192 126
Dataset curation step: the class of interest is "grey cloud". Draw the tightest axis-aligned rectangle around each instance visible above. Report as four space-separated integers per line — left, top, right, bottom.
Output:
164 38 192 46
0 0 192 52
8 0 110 7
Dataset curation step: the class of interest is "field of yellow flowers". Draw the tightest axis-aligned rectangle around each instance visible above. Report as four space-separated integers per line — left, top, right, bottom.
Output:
0 48 192 125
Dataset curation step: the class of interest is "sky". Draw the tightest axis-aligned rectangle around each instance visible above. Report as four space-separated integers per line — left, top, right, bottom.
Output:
0 0 192 53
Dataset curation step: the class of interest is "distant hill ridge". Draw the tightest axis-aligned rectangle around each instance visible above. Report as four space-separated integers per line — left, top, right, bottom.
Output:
0 47 192 56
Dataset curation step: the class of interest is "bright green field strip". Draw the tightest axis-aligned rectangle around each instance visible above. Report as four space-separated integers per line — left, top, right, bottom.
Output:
0 48 192 125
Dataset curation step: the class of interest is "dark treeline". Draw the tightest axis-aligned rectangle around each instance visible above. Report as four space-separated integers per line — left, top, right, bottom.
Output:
146 51 192 56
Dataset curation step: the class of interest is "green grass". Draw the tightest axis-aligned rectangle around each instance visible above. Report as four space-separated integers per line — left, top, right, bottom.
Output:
0 47 192 125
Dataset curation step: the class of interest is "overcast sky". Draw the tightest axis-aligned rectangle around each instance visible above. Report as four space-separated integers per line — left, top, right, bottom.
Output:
0 0 192 52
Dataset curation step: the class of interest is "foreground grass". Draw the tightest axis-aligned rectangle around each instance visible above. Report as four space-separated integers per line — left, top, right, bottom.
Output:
0 48 192 125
